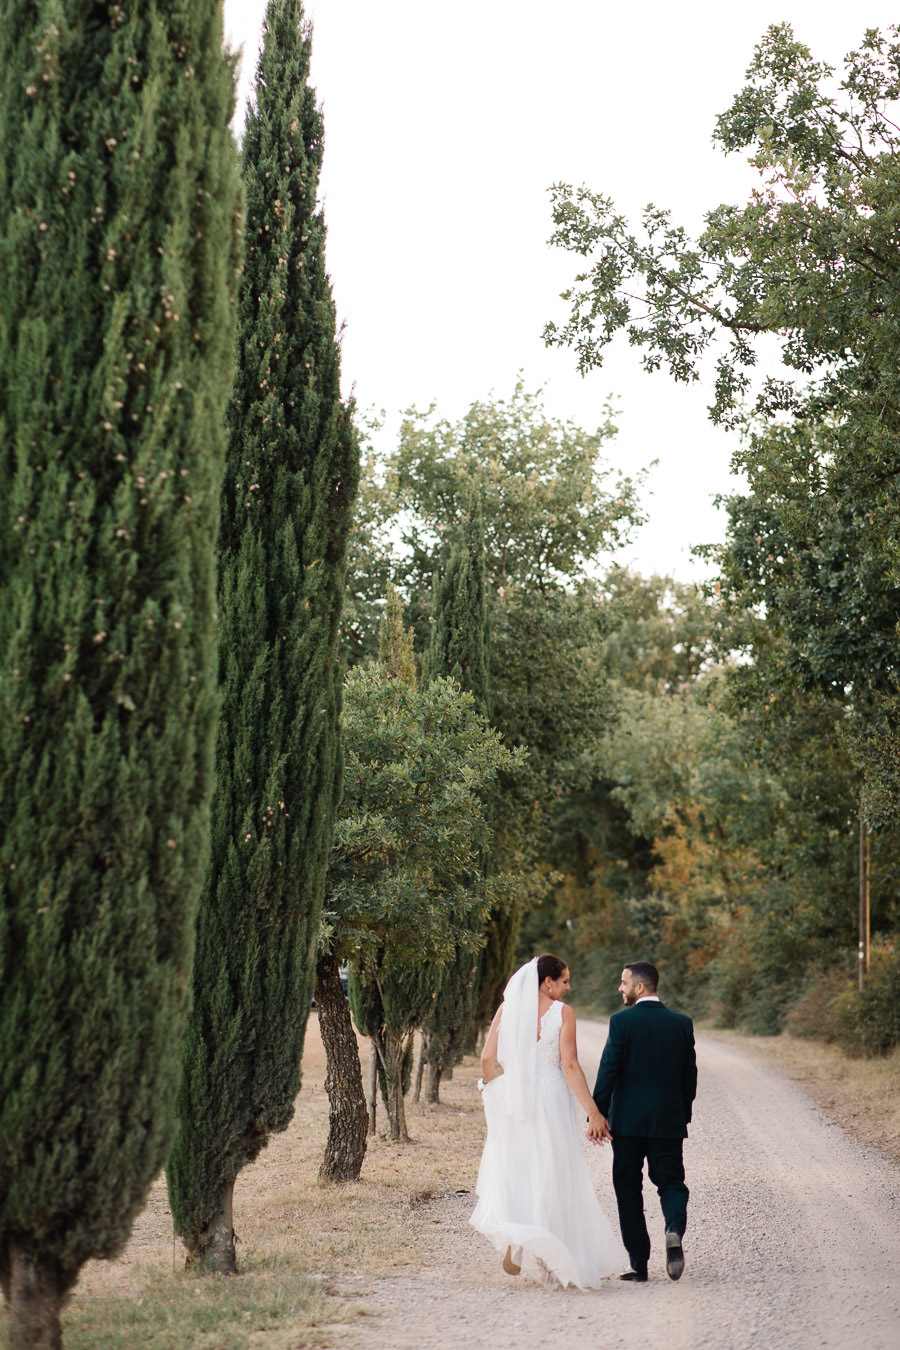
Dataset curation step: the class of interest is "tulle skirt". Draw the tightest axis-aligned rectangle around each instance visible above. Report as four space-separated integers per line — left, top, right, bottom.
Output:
469 1070 626 1289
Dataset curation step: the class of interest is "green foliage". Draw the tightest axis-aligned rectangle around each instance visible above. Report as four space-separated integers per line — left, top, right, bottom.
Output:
340 387 645 1021
783 962 857 1042
328 665 523 969
167 0 358 1258
379 582 416 685
420 503 491 1078
710 421 900 822
598 568 717 692
331 596 522 1135
520 569 900 1029
341 441 397 666
547 24 900 435
778 947 900 1055
0 0 240 1297
548 22 900 821
524 575 721 1009
348 964 428 1088
392 380 642 597
486 581 614 1011
828 948 900 1056
423 494 490 713
544 23 900 1024
475 896 526 1026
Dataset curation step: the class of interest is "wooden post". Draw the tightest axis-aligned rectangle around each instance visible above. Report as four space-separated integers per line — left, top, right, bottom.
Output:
859 818 870 990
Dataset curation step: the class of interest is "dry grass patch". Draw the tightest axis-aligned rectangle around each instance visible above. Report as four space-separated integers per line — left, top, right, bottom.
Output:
54 1257 333 1350
0 1016 488 1350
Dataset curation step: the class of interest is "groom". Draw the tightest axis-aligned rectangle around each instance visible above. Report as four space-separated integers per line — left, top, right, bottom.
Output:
590 961 697 1283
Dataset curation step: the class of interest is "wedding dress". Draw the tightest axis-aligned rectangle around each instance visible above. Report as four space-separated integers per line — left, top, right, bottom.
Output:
469 967 625 1289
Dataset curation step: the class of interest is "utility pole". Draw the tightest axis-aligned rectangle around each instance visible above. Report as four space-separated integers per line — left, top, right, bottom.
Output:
859 818 870 991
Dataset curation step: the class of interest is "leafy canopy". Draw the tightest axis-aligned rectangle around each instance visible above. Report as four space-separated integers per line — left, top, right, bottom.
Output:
547 24 900 441
391 381 644 592
326 592 525 973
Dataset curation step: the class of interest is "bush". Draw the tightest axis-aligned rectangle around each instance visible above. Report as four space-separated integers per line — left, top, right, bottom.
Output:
783 962 855 1042
828 947 900 1056
704 918 794 1035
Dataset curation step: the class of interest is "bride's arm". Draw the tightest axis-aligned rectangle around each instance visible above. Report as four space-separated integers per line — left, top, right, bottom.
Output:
559 1005 610 1141
480 1004 504 1082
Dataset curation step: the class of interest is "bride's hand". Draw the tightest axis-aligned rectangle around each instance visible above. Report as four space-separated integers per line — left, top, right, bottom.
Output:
586 1107 611 1145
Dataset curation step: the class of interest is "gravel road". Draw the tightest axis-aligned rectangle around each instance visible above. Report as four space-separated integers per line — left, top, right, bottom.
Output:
330 1021 900 1350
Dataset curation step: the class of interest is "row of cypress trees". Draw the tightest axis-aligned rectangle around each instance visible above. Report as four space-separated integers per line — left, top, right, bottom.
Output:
1 0 357 1341
166 0 358 1274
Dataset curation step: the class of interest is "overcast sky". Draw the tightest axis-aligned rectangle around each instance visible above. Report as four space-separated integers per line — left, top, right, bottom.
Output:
221 1 897 581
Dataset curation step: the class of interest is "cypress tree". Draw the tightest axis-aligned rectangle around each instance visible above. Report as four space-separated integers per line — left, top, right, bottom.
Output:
166 0 358 1272
0 3 240 1345
423 496 490 710
421 500 491 1098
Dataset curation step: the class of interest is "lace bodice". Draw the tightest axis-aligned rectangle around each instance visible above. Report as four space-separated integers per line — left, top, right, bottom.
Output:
536 998 564 1079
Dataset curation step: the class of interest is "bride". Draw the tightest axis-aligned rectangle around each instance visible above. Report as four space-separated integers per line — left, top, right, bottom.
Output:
469 954 625 1289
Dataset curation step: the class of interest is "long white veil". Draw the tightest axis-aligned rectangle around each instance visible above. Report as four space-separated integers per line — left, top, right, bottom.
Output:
497 956 539 1123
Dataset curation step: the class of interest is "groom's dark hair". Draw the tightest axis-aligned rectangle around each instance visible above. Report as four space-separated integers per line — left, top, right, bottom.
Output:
625 961 659 991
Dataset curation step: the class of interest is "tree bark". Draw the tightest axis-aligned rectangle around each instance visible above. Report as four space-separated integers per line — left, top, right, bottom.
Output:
383 1030 411 1141
412 1031 427 1103
4 1243 67 1350
426 1058 442 1103
315 949 368 1181
366 1040 378 1137
186 1178 236 1274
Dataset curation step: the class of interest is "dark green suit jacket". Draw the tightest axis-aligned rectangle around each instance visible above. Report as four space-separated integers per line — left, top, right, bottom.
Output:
592 1000 697 1138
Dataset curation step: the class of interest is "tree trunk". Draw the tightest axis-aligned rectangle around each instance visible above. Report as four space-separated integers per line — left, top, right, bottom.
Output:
366 1039 378 1137
315 949 368 1181
4 1243 67 1350
384 1030 410 1141
397 1049 410 1140
186 1179 236 1274
426 1057 442 1103
412 1031 427 1103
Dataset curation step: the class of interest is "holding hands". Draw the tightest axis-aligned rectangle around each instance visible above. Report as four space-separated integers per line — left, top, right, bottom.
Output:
586 1107 611 1145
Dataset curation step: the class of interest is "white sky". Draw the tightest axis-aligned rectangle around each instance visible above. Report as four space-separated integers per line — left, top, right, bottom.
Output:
222 1 897 581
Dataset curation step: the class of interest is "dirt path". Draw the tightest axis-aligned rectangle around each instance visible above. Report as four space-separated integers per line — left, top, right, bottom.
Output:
327 1022 900 1350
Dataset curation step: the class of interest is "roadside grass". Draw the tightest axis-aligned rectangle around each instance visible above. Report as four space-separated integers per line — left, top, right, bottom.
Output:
0 1022 487 1350
56 1255 335 1350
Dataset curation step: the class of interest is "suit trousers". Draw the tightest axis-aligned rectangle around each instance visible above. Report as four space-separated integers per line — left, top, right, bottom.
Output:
611 1134 689 1272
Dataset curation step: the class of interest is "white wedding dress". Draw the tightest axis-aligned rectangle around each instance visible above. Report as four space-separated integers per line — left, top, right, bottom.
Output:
469 997 625 1288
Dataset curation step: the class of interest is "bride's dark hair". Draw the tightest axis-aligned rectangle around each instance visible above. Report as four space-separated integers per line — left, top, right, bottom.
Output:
537 953 567 983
